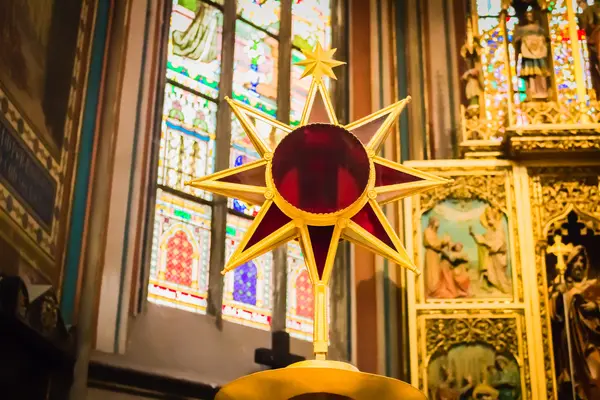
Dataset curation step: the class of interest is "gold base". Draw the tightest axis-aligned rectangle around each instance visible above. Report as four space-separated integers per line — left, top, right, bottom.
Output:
215 360 426 400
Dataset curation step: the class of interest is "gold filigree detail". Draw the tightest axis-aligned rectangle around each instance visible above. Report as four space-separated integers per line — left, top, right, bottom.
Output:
420 174 508 214
529 166 600 399
424 317 519 359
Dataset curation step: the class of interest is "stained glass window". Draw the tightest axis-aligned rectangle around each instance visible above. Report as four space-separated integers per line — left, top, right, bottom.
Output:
222 214 274 329
149 0 338 334
233 20 279 118
148 189 212 313
291 1 332 126
237 0 281 35
167 1 223 98
292 0 332 51
157 84 217 200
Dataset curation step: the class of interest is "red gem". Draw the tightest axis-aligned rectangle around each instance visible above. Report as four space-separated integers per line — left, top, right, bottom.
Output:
272 124 370 214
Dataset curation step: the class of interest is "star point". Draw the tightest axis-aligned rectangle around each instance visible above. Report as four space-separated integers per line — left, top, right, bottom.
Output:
295 42 346 80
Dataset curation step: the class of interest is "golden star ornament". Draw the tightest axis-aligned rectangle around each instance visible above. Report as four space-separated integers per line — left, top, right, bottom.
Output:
187 43 448 360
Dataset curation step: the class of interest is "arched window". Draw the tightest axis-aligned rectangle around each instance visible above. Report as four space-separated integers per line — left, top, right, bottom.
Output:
149 0 337 338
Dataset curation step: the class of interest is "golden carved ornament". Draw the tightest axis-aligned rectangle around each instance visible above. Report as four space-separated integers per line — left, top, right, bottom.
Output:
424 317 519 360
420 174 508 214
529 167 600 399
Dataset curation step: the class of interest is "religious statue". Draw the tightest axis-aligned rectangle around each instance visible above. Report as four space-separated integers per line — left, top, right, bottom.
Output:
514 8 550 101
172 2 219 62
460 19 484 114
577 0 600 98
549 244 600 400
470 207 511 294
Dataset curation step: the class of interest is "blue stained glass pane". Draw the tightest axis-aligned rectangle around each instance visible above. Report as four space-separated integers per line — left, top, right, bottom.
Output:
233 261 258 305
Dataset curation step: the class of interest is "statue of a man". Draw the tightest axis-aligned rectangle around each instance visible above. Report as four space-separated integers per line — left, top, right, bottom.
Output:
577 0 600 98
514 9 551 101
549 245 600 400
460 19 484 114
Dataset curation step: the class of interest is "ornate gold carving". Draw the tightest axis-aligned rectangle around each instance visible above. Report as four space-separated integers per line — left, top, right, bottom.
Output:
417 312 530 399
420 174 508 213
424 317 519 359
508 135 600 156
529 166 600 399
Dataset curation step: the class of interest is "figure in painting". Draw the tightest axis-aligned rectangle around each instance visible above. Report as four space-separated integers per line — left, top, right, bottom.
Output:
172 2 219 62
487 355 521 400
470 207 511 294
577 0 600 98
425 217 449 297
440 242 472 298
549 244 600 400
514 8 550 101
433 364 474 400
425 217 471 299
460 18 484 114
428 345 521 400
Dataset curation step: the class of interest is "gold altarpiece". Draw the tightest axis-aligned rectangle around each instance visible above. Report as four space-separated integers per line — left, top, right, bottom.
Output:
404 1 600 399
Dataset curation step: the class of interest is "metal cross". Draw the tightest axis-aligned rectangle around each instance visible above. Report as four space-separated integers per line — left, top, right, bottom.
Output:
255 331 305 369
547 235 574 277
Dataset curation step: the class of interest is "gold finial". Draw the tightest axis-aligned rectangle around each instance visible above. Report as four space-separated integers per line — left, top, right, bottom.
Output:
295 42 346 80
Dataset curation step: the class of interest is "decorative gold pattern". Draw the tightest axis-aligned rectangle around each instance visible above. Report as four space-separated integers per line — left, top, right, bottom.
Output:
415 312 529 399
508 135 600 155
405 162 522 304
528 166 600 399
458 3 600 157
424 316 519 361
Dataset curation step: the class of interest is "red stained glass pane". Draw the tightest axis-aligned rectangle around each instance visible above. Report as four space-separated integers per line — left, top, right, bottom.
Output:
272 124 370 214
374 163 423 187
218 164 266 187
165 230 194 286
295 269 314 318
307 225 335 279
351 203 394 249
244 204 291 250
